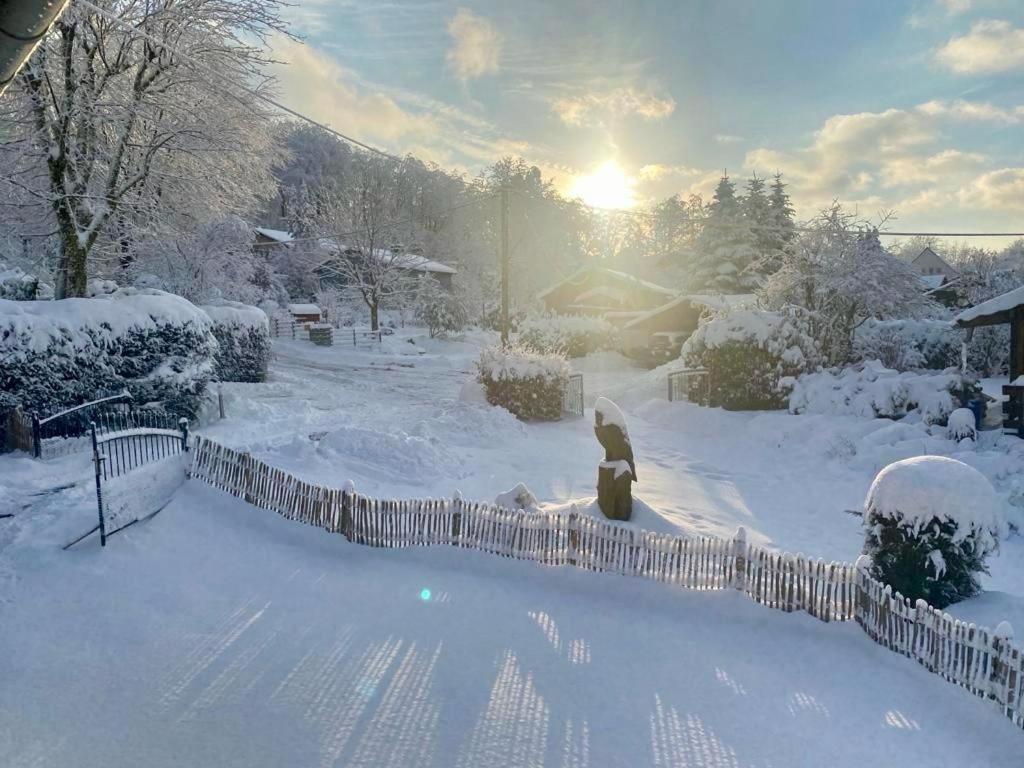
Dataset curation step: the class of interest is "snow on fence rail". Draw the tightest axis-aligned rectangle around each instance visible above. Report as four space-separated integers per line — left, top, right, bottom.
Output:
186 436 1024 730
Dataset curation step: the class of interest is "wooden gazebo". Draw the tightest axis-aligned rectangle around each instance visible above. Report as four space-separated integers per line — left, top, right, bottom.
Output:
954 286 1024 436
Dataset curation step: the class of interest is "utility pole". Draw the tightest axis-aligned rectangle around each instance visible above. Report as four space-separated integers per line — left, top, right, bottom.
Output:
500 186 510 347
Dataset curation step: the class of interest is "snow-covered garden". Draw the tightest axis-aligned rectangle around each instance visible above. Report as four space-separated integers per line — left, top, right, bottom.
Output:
4 328 1024 766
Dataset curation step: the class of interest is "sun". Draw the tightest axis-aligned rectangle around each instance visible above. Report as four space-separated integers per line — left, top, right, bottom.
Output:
568 160 637 210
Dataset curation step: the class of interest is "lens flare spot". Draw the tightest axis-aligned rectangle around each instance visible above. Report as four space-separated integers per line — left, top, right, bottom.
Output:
420 588 432 601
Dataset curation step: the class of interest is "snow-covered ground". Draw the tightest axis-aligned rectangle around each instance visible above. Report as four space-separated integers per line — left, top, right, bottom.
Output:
3 327 1024 765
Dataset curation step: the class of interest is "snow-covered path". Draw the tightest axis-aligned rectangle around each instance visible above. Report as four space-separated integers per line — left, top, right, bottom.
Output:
1 482 1021 768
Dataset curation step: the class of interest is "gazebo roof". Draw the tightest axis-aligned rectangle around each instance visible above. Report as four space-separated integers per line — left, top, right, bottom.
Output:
954 285 1024 328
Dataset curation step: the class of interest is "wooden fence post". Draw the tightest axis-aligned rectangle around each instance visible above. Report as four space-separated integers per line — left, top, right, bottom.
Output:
567 506 579 566
991 621 1014 706
341 479 355 540
241 451 255 504
854 554 872 629
732 526 747 592
452 489 463 544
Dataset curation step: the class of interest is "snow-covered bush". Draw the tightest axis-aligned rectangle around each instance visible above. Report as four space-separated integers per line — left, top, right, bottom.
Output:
477 344 570 421
518 313 616 358
681 306 820 410
416 283 468 338
0 266 39 301
787 361 977 425
853 319 960 371
863 456 1005 608
201 301 271 383
947 408 977 442
0 290 217 419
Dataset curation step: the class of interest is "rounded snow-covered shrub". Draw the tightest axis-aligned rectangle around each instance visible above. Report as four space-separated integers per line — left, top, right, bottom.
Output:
477 343 570 421
947 407 977 442
0 266 39 301
863 456 1004 608
682 306 820 410
201 301 271 383
518 313 616 358
0 289 217 420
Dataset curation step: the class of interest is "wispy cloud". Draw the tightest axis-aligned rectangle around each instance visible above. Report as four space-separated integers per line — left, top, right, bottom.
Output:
936 19 1024 74
917 99 1024 123
445 8 502 81
550 86 675 126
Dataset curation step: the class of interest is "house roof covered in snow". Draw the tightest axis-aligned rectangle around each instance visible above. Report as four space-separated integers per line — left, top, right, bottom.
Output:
623 293 756 330
254 227 294 244
919 274 947 291
954 285 1024 328
321 242 457 275
536 266 676 301
287 303 321 316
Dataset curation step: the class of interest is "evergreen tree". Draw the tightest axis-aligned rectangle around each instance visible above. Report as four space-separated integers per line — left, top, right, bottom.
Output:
761 172 795 277
689 174 758 293
742 173 773 283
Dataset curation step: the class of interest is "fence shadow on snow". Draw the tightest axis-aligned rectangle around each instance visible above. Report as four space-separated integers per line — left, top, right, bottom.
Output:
186 436 1023 731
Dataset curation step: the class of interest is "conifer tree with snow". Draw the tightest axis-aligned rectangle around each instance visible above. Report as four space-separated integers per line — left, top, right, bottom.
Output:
689 174 759 293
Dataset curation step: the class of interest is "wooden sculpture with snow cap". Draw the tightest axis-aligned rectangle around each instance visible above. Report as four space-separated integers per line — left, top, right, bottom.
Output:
594 396 636 521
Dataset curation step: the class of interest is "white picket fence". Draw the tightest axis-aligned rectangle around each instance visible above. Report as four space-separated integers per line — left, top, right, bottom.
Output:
187 436 1023 730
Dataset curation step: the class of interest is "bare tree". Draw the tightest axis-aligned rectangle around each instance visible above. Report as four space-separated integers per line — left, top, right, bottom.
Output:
312 156 432 331
3 0 289 298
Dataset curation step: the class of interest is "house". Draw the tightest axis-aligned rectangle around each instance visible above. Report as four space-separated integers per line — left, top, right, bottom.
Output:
537 266 677 317
620 293 756 362
253 227 295 250
911 247 961 306
286 303 322 324
317 243 457 291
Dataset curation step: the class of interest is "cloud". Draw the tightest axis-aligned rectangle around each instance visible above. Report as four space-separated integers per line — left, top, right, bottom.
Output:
445 9 501 81
916 99 1024 123
880 149 987 188
714 134 744 144
936 19 1024 74
268 36 438 145
964 168 1024 211
551 86 676 126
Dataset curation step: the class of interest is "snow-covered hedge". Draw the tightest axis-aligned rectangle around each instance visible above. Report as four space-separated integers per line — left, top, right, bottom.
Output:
201 301 271 383
853 319 960 371
477 344 570 421
0 290 217 419
863 456 1005 608
518 313 616 358
787 361 978 425
681 307 820 410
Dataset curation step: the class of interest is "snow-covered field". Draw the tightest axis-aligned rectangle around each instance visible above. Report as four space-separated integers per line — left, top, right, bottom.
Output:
2 328 1023 766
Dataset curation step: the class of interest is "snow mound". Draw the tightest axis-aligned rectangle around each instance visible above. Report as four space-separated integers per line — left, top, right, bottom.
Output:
316 425 452 483
495 482 539 512
865 456 1005 551
202 300 269 331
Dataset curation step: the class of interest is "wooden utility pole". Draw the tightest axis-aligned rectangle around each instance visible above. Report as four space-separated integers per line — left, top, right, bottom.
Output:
500 186 510 347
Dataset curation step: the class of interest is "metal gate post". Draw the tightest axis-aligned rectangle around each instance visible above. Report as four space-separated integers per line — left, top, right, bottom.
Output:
90 422 107 547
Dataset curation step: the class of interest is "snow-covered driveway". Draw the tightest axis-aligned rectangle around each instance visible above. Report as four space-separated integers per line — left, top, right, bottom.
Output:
1 483 1020 768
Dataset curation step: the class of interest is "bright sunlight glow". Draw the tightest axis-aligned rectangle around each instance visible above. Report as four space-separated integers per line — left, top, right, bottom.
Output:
568 160 637 210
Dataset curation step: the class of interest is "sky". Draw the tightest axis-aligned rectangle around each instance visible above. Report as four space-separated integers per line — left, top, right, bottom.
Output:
269 0 1024 243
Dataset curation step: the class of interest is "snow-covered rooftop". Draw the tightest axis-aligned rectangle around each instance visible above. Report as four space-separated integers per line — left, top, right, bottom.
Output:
623 293 756 329
287 303 321 316
321 242 457 275
536 266 677 301
954 284 1024 327
919 274 946 290
254 227 294 244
